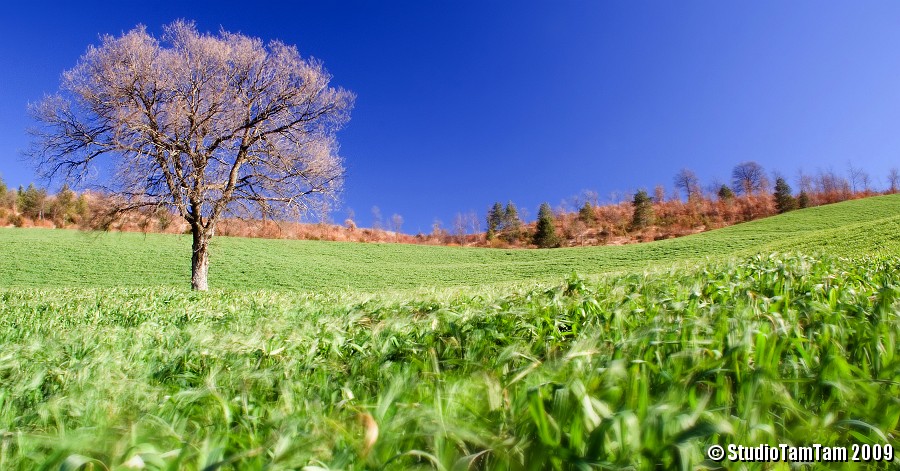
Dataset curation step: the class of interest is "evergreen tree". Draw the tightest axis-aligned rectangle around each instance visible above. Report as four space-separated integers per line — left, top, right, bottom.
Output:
797 190 810 209
486 202 503 240
51 184 77 224
773 177 796 214
533 202 560 248
717 184 735 201
502 201 522 242
578 201 596 224
0 176 9 211
630 189 654 230
18 184 48 220
503 202 521 230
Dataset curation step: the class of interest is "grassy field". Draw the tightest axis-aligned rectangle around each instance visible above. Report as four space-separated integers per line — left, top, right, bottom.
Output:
1 254 898 469
1 196 899 469
1 194 899 291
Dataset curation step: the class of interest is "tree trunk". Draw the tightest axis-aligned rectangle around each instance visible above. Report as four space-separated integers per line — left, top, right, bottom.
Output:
191 226 210 291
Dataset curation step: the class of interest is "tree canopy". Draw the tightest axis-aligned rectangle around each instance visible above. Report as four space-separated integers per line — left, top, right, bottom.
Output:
28 21 354 290
533 202 560 248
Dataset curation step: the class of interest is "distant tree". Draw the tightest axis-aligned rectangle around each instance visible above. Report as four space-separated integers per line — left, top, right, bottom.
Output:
630 189 654 230
465 210 481 235
796 190 810 209
732 161 767 196
847 162 870 193
371 206 383 230
28 21 353 290
796 169 815 199
0 176 9 211
773 177 796 214
653 185 666 204
486 202 503 240
815 169 851 203
344 208 356 231
578 201 596 224
452 212 467 244
502 201 523 243
888 168 900 194
431 219 448 241
673 168 701 201
566 217 585 246
50 183 77 225
580 190 599 207
18 184 48 220
533 202 560 248
565 189 599 214
861 173 872 192
390 213 403 234
608 190 626 204
717 184 735 201
503 202 521 229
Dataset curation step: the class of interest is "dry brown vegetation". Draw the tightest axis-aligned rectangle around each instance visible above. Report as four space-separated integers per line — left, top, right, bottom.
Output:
0 164 893 249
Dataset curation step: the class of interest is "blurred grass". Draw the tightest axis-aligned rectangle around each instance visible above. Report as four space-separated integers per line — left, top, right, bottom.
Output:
0 254 898 469
1 196 899 469
1 194 898 290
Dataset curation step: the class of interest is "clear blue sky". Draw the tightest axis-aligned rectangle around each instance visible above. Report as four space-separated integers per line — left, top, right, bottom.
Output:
2 1 899 233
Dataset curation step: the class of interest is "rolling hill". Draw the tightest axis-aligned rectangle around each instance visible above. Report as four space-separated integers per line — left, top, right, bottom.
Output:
2 195 899 469
1 194 898 291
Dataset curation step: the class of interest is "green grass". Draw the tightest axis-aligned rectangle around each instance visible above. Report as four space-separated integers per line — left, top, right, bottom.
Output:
1 196 899 469
1 254 898 469
1 194 899 291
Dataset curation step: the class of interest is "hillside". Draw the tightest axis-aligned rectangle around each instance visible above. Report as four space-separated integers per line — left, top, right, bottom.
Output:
1 194 898 291
2 196 898 469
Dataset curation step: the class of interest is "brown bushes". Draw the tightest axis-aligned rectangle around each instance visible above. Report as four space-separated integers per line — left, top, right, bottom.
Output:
0 179 886 249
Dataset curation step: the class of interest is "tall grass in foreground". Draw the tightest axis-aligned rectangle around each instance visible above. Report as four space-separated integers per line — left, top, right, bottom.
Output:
0 254 898 469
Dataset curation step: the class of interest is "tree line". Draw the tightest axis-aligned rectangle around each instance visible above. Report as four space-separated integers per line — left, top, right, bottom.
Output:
2 160 895 249
0 179 90 228
471 160 897 249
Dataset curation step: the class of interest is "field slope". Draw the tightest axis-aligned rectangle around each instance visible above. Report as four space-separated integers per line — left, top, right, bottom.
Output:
0 196 899 469
1 194 899 291
2 254 899 469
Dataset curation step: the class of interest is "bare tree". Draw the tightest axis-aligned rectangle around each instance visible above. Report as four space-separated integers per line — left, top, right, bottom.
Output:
731 161 767 196
847 162 869 193
580 190 599 208
888 168 900 194
468 210 481 235
815 168 851 203
431 219 448 243
653 185 666 204
563 189 600 213
390 213 404 236
452 212 467 244
673 168 701 201
796 168 814 195
371 206 383 230
28 21 353 290
344 207 356 230
860 172 872 192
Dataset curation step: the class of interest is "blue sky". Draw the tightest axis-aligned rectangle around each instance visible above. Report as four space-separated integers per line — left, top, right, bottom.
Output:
2 1 899 233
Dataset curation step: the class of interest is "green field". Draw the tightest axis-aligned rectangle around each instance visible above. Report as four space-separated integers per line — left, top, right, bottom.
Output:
1 194 899 291
1 196 899 470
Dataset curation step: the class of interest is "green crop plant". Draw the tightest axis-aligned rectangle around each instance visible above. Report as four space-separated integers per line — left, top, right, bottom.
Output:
0 253 898 469
1 194 899 291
